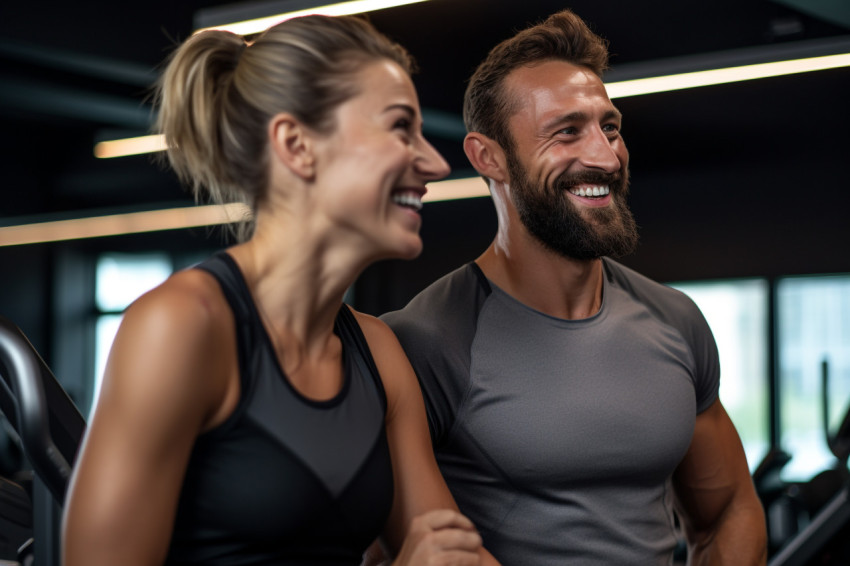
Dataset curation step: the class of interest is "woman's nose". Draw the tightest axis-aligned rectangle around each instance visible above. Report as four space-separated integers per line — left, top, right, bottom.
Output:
415 137 451 182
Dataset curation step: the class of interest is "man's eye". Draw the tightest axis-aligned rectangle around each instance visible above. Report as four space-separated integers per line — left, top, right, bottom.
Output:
603 124 620 134
557 127 578 135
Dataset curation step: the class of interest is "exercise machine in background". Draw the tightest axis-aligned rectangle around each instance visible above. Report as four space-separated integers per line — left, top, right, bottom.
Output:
764 359 850 566
0 316 85 566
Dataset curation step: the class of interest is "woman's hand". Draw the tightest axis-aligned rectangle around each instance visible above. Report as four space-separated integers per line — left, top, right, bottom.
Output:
392 510 482 566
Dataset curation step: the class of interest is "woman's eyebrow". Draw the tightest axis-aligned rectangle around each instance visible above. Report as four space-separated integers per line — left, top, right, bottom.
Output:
382 103 416 116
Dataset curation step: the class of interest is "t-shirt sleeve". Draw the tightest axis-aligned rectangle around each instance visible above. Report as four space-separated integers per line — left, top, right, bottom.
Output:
380 265 490 446
381 309 465 445
679 295 721 413
604 259 721 414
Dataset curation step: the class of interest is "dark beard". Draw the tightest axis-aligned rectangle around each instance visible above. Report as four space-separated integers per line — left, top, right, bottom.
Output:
507 149 639 261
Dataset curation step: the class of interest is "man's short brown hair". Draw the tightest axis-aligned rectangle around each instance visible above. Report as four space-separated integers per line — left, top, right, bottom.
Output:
463 10 610 152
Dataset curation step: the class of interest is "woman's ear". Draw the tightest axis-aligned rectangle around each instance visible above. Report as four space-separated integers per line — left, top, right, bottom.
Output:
463 132 509 183
268 113 315 180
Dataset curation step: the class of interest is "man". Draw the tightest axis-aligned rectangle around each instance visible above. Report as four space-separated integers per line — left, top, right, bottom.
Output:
380 9 767 566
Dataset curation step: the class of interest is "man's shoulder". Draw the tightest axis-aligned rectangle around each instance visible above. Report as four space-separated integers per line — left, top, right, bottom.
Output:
603 257 665 292
381 262 490 336
381 264 490 442
604 257 691 303
603 257 706 326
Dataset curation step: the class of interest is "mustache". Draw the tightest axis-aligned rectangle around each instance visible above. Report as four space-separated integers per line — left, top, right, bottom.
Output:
551 169 629 195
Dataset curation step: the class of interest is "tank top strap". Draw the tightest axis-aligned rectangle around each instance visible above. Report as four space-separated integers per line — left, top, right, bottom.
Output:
195 252 387 414
335 304 388 413
193 251 254 324
191 252 260 410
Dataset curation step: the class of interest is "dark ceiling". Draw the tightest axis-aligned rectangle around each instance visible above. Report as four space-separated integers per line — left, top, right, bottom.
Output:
1 0 849 229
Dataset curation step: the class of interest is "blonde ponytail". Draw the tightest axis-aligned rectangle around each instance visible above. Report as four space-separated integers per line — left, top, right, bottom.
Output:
155 31 249 207
154 15 413 240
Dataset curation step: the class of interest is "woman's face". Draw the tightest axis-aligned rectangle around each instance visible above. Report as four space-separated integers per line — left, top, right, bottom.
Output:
311 59 450 262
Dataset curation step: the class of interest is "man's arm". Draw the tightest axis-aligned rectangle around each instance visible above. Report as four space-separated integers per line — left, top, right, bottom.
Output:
673 399 767 565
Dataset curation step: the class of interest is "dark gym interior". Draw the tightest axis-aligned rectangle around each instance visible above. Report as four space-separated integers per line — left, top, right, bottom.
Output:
1 1 849 564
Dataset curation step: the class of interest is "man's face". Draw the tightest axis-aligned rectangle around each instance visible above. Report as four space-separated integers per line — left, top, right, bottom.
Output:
502 60 638 260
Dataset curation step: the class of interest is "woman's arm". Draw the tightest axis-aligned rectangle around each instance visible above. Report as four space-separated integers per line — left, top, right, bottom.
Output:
354 311 500 566
62 270 238 566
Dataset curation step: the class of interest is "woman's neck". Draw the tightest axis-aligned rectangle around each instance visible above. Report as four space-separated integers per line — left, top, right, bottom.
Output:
227 216 365 353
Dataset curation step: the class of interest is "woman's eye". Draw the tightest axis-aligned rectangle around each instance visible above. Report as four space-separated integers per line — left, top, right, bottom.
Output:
394 117 413 131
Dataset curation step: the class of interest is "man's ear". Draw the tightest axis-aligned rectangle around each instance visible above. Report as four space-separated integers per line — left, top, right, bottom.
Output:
268 113 315 180
463 132 509 183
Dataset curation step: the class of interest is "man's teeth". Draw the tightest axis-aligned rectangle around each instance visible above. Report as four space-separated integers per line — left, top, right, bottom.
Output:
569 185 610 198
392 192 423 211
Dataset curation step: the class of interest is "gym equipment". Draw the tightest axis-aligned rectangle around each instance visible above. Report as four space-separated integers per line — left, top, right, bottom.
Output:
753 445 794 553
0 316 85 566
768 360 850 566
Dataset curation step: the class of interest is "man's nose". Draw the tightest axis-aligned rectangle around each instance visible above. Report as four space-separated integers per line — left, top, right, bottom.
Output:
578 127 623 173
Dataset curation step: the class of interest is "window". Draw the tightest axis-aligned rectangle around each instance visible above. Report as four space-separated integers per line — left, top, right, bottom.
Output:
776 274 850 481
92 253 172 414
667 279 770 472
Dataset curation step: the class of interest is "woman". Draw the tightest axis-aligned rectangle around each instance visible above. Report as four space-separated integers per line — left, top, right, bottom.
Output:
62 14 497 566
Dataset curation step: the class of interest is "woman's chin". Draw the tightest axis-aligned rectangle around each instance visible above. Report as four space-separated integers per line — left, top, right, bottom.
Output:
383 237 423 262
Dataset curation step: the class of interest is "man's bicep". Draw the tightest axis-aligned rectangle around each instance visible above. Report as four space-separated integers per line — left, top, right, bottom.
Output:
673 399 753 530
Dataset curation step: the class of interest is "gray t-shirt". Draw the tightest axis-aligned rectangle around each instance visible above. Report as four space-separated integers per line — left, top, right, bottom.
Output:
381 258 720 565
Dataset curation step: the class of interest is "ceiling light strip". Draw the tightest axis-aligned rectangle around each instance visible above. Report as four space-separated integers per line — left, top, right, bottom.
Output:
97 50 850 159
605 52 850 98
0 177 489 246
196 0 429 35
423 176 489 202
95 134 167 158
0 204 250 247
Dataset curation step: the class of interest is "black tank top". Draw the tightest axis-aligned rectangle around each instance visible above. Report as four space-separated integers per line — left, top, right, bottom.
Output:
165 252 394 565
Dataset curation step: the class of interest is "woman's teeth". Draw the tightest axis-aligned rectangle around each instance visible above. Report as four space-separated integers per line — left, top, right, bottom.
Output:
569 185 610 198
392 191 423 211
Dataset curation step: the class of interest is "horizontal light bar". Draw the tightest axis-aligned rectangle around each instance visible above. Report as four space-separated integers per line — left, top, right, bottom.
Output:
0 177 488 246
605 52 850 99
0 204 250 247
196 0 429 36
94 134 166 158
97 45 850 159
423 176 488 202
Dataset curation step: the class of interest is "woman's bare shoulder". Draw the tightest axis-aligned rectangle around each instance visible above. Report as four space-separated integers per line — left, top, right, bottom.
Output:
350 308 401 352
349 307 418 407
120 267 230 336
101 267 235 410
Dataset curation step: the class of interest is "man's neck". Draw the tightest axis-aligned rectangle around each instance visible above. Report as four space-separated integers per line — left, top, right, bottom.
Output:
475 237 604 321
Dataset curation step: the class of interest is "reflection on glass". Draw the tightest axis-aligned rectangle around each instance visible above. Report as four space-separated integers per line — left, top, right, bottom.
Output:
96 253 172 311
93 314 122 413
667 279 769 472
777 275 850 482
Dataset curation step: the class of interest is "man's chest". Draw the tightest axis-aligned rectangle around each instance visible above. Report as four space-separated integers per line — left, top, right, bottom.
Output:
455 304 698 486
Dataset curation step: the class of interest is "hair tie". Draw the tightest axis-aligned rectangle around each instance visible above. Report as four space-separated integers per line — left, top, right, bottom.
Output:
236 40 248 64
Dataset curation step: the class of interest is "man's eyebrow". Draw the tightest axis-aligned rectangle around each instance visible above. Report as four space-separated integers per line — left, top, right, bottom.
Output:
542 109 623 131
542 111 587 131
603 109 623 122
